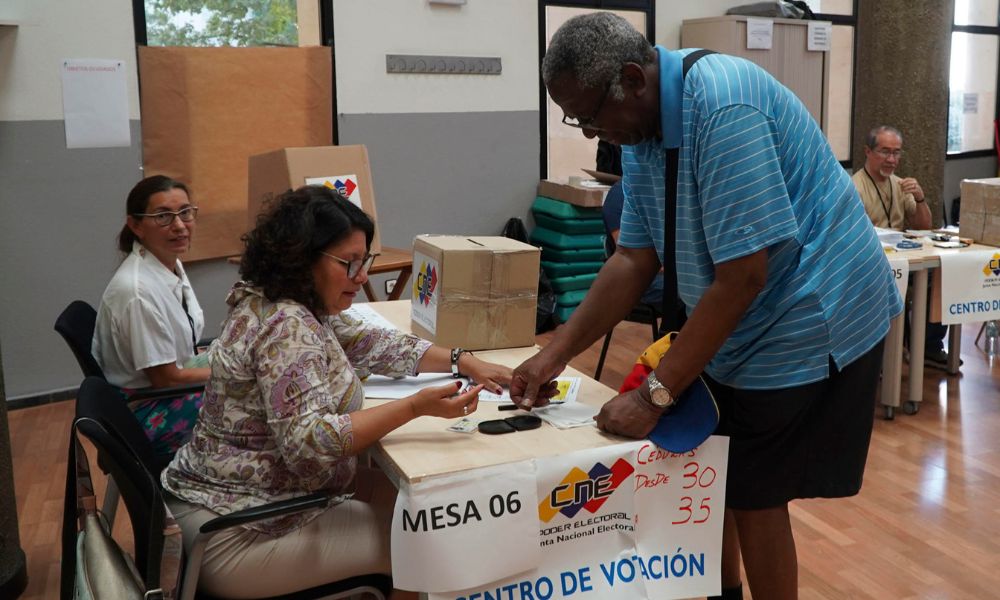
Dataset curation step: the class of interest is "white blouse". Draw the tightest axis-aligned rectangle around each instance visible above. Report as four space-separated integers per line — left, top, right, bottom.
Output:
93 241 204 389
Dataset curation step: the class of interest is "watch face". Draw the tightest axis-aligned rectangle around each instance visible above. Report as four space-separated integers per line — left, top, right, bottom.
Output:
650 387 673 407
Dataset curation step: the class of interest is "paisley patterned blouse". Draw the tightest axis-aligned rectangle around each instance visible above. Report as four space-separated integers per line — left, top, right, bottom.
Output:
161 283 431 535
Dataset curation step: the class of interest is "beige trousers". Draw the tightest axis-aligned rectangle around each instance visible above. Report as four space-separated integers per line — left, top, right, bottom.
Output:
167 466 396 599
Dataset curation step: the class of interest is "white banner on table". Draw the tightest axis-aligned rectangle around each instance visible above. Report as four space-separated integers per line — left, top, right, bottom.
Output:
427 436 729 600
939 250 1000 325
392 460 540 593
887 256 909 300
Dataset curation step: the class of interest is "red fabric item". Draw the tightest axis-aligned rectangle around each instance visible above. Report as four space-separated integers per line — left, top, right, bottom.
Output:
617 333 676 394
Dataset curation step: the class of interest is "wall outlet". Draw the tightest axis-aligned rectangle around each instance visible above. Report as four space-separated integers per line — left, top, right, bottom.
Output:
385 278 397 295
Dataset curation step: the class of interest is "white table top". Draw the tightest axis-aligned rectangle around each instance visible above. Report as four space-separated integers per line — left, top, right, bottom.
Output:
362 300 623 485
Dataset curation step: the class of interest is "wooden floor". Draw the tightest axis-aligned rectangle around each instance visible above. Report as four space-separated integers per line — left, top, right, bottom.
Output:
10 321 1000 600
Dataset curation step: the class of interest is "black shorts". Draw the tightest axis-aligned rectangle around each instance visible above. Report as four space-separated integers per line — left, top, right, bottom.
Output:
705 340 885 510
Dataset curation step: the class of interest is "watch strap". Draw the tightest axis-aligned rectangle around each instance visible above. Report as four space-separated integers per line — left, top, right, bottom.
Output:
451 348 470 378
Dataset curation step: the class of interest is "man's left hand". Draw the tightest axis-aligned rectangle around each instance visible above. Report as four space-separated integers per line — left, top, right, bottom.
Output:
594 388 665 438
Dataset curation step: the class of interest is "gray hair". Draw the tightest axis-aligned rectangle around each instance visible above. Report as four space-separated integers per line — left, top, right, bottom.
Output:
866 125 903 149
542 12 656 102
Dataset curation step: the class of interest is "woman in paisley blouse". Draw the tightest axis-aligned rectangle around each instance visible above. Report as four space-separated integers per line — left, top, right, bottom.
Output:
161 185 512 599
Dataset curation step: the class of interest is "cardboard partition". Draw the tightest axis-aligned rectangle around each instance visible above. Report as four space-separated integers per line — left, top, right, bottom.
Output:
248 145 381 254
138 46 333 261
411 236 540 350
537 179 608 208
959 178 1000 247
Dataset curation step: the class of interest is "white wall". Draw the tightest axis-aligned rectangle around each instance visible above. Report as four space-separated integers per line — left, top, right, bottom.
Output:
332 0 538 114
656 0 747 48
0 0 140 121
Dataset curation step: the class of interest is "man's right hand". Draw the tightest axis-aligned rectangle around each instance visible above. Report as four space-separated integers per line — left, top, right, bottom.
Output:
509 350 566 409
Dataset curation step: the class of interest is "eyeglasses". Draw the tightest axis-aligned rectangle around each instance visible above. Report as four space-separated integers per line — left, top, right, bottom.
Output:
320 251 379 279
132 206 199 227
561 82 612 130
874 148 904 159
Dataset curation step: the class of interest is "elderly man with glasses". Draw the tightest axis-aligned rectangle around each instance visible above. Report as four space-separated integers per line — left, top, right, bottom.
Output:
852 125 932 230
511 12 901 600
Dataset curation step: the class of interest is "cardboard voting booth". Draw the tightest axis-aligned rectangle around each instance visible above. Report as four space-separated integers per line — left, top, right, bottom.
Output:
411 235 540 350
959 178 1000 247
248 145 382 254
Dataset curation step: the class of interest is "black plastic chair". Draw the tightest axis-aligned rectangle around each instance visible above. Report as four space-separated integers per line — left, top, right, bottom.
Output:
54 300 206 402
63 376 392 600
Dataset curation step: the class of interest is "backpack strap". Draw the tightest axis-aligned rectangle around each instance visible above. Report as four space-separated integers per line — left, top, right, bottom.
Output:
661 49 716 332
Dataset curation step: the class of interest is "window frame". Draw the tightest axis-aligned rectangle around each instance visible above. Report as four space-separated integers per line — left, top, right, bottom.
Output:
537 0 656 179
947 7 1000 160
811 1 858 168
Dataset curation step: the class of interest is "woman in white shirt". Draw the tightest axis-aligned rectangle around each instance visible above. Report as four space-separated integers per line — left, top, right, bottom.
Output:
93 175 210 456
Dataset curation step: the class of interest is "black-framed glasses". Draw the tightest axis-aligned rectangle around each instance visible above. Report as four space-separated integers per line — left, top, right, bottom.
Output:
320 251 379 279
132 206 199 227
561 82 612 129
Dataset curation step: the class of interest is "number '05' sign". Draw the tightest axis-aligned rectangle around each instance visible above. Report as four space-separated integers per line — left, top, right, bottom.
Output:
392 461 540 593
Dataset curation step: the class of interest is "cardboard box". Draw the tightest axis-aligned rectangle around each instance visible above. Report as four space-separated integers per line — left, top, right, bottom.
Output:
959 178 1000 247
537 179 609 208
411 235 540 350
248 145 381 253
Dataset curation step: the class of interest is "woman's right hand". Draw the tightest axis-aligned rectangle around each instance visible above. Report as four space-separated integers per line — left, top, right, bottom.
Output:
410 381 484 419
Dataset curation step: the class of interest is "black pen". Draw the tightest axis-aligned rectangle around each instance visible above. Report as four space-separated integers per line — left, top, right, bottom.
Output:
498 401 564 411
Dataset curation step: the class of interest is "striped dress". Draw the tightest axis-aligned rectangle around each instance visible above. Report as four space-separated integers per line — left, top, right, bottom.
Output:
618 47 901 390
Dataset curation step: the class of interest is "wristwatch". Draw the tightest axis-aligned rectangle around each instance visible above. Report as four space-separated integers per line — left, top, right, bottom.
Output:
451 348 471 378
646 371 676 409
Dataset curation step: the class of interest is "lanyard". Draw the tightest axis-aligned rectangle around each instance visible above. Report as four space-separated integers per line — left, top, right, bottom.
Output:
180 287 198 354
863 167 894 226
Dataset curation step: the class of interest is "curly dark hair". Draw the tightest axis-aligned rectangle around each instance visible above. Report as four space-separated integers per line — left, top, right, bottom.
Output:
240 185 375 316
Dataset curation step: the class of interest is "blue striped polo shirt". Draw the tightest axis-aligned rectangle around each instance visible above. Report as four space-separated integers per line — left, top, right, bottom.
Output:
617 47 902 389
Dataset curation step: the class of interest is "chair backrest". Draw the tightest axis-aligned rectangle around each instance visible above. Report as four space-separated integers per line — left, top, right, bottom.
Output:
73 376 165 580
54 300 105 379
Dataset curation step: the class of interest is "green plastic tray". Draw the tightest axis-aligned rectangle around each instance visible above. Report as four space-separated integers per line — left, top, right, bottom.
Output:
532 195 603 220
541 260 604 277
541 246 607 263
556 289 588 307
549 272 598 293
533 213 606 235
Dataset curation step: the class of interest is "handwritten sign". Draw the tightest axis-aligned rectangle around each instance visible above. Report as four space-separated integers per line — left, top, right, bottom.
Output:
402 437 730 599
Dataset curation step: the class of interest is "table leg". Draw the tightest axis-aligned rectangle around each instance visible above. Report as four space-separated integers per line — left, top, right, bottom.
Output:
362 281 378 302
387 268 412 301
908 269 928 407
947 324 962 375
880 313 904 418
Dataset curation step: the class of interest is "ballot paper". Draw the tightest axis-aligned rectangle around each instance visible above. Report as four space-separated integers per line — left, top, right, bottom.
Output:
477 377 581 403
344 304 398 330
531 402 598 429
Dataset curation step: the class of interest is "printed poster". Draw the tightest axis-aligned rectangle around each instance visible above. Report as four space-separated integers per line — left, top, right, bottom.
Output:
411 251 440 334
939 250 1000 324
305 174 364 211
395 437 729 599
60 59 130 149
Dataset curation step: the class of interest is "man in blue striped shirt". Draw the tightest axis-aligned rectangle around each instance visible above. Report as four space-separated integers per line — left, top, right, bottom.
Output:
512 12 902 600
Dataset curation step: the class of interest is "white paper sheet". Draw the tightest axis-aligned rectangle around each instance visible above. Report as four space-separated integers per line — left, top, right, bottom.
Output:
478 377 581 403
364 373 469 399
746 18 773 50
344 304 398 331
60 59 130 149
807 21 832 51
532 402 598 430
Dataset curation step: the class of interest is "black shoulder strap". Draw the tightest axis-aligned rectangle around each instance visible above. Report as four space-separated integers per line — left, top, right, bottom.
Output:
661 50 715 333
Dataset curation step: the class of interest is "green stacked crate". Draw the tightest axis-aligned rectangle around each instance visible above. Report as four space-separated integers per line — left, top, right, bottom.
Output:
531 195 607 322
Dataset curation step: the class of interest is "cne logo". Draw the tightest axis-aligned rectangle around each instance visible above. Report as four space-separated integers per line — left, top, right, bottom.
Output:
414 261 438 306
982 253 1000 278
323 178 358 199
538 458 634 523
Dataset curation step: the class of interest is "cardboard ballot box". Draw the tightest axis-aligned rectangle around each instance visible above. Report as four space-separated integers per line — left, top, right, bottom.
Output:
960 178 1000 247
248 145 381 253
537 179 609 208
411 235 540 350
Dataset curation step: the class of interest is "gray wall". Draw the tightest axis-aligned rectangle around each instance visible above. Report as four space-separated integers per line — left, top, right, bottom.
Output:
0 120 238 400
338 110 541 299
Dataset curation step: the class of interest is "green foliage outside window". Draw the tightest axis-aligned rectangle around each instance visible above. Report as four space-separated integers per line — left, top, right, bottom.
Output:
144 0 298 47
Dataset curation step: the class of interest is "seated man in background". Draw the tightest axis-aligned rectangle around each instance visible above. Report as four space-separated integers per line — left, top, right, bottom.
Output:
852 125 951 369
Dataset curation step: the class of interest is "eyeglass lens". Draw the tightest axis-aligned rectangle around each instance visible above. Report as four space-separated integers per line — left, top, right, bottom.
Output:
149 207 198 226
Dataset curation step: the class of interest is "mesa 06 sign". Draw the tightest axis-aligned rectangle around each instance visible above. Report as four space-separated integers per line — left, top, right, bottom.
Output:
392 437 729 599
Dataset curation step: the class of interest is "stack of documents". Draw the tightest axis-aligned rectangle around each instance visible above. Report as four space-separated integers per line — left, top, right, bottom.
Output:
532 402 598 429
